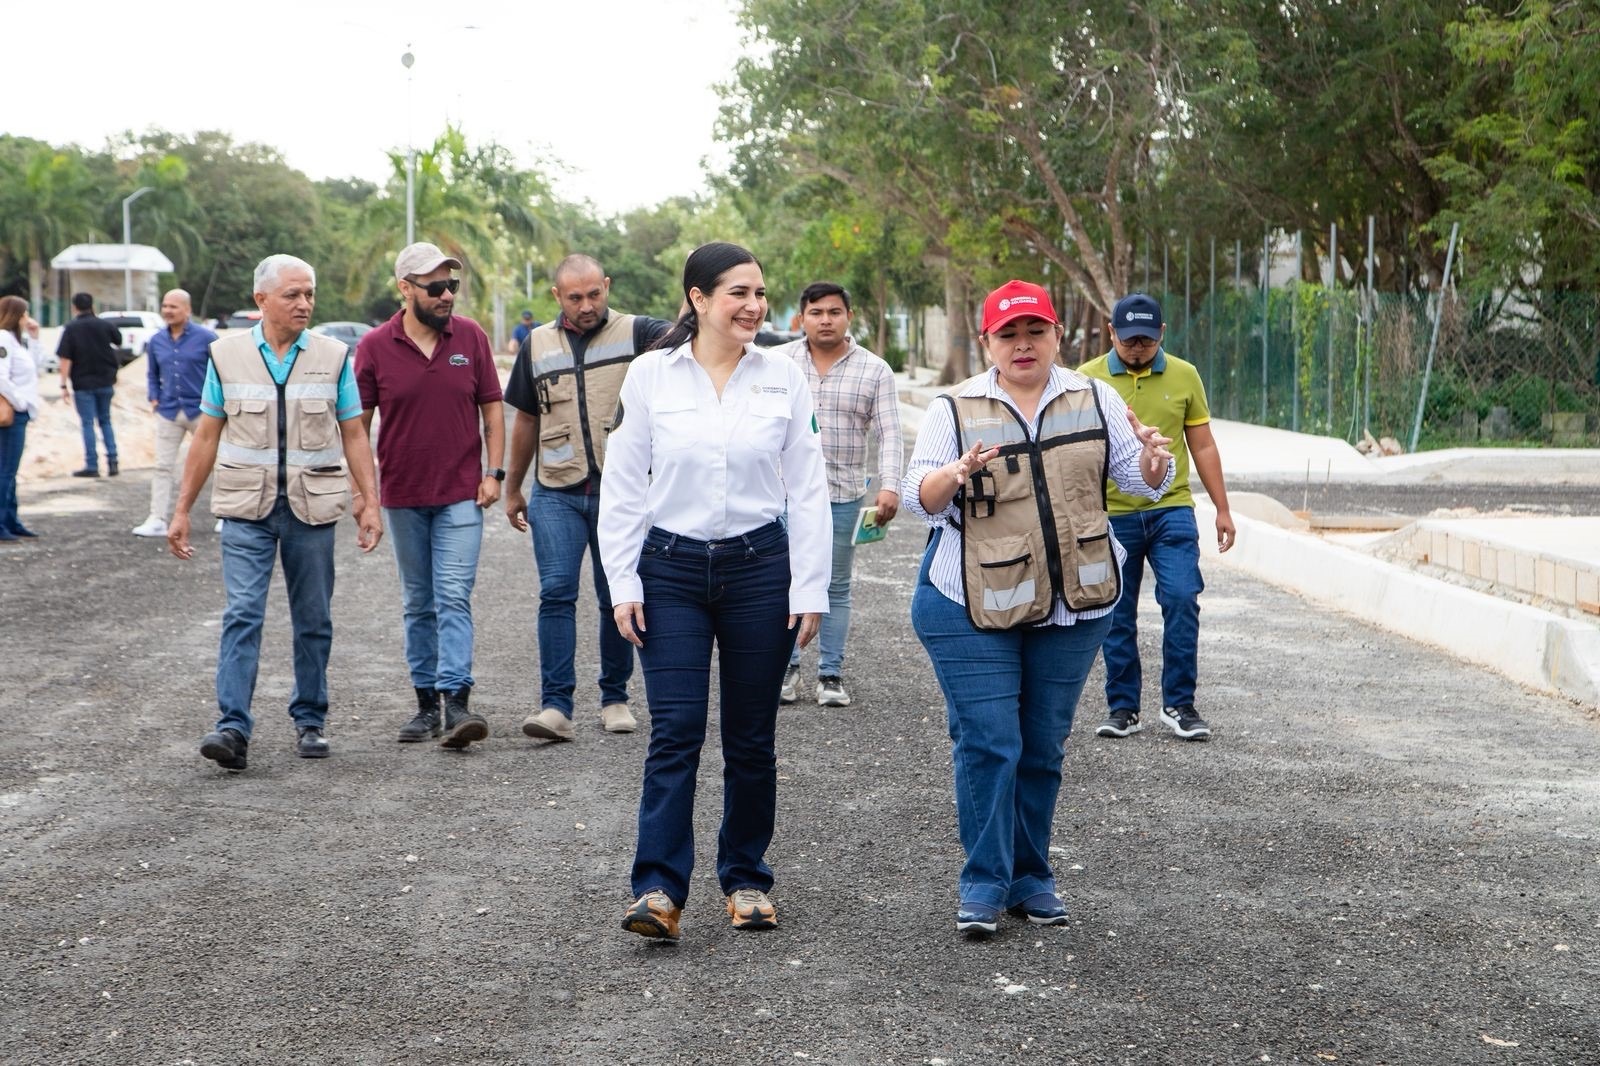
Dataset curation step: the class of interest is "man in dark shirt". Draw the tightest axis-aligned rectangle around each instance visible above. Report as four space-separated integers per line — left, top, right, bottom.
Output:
356 242 505 748
55 292 126 477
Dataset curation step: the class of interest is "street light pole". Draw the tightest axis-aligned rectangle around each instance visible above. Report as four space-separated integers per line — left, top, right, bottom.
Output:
122 186 154 309
402 48 415 246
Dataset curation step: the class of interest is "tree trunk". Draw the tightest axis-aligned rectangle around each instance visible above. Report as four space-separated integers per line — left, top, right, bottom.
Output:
28 259 45 317
873 273 889 358
938 263 973 386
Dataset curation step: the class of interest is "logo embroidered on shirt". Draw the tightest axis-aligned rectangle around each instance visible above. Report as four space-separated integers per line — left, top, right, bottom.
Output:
758 385 788 395
449 354 468 366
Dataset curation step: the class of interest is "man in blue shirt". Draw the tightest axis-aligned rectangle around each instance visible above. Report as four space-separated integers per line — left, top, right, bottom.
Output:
133 290 217 538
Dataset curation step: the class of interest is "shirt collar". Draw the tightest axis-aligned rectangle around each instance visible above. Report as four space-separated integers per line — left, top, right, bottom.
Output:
251 322 309 358
801 335 858 363
663 341 762 364
1105 348 1166 375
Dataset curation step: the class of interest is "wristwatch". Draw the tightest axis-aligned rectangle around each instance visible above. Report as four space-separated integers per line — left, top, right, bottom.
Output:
488 468 506 482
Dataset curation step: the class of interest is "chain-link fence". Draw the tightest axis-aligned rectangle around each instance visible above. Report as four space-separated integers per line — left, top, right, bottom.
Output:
1093 238 1600 450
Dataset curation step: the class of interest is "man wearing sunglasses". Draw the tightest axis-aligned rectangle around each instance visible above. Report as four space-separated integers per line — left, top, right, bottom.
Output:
353 241 505 749
1080 293 1235 744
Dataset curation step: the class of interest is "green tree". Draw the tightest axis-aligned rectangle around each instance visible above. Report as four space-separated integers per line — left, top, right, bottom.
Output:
0 139 105 316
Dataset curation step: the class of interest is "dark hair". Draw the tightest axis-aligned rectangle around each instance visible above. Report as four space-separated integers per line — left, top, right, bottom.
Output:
0 295 27 337
798 281 850 313
647 242 762 353
71 292 94 312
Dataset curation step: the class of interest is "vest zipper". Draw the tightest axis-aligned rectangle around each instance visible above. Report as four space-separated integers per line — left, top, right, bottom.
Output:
991 396 1068 607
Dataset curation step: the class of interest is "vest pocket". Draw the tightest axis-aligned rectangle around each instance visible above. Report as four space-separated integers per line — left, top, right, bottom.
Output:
295 399 337 451
297 470 351 526
223 399 272 450
969 531 1051 629
1063 520 1119 610
538 427 585 483
211 464 271 520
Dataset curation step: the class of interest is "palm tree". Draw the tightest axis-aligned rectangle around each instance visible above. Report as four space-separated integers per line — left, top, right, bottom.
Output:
0 145 104 318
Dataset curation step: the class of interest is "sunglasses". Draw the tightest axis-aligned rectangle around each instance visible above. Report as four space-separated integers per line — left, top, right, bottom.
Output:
408 277 460 298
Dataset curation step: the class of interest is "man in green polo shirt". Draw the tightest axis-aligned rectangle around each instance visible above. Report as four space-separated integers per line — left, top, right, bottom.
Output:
1079 293 1235 742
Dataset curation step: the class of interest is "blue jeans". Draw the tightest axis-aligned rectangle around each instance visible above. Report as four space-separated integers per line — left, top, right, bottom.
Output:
789 497 859 677
1103 507 1204 712
0 410 29 532
215 497 336 739
912 537 1111 909
529 482 632 715
386 499 484 693
631 521 797 907
72 386 117 470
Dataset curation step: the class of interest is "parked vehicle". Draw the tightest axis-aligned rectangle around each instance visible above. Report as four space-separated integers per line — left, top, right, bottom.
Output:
310 321 372 351
755 326 802 348
221 309 262 331
98 310 164 366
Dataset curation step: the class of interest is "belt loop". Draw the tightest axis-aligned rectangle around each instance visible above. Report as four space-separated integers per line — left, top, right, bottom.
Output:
665 533 677 557
741 532 755 558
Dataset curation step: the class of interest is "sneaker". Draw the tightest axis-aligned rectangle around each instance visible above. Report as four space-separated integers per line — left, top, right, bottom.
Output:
955 901 1000 935
295 726 331 758
1006 892 1070 926
600 703 637 733
1160 705 1212 741
1095 708 1142 738
131 517 169 538
108 458 119 476
779 664 800 705
816 675 851 707
70 468 99 478
522 707 575 742
199 728 248 772
398 687 442 743
622 891 681 941
439 688 488 749
726 888 778 930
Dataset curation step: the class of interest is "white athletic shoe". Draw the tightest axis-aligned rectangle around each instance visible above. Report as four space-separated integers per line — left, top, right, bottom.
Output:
131 517 168 538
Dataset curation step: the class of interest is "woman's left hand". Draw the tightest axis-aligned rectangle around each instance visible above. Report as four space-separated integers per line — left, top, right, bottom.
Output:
790 613 821 649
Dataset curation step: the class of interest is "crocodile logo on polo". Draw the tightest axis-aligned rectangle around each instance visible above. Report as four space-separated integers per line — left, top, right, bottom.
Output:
449 354 468 366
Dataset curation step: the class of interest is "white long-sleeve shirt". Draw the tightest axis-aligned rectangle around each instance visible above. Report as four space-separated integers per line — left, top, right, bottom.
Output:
0 330 44 417
599 342 833 614
902 364 1173 625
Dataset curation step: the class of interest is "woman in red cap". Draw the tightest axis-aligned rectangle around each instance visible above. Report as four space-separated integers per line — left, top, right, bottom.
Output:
902 279 1175 935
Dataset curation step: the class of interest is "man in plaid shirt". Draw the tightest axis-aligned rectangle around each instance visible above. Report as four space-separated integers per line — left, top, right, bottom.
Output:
775 282 904 708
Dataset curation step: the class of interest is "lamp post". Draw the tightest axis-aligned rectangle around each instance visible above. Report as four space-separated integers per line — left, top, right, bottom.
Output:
122 186 154 309
402 48 415 246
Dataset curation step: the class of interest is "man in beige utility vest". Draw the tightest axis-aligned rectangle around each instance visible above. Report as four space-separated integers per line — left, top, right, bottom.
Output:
169 254 382 772
503 254 671 741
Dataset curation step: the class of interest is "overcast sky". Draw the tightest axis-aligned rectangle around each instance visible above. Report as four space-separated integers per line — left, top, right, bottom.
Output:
9 0 747 216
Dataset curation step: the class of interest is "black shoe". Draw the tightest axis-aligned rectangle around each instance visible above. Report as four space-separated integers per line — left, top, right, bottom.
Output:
7 524 37 538
295 726 331 758
199 728 248 772
70 468 99 478
439 688 488 749
398 687 442 742
1160 705 1212 741
108 458 119 476
1095 708 1142 738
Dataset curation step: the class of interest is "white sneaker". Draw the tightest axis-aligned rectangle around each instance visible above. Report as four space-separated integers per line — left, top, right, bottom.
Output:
214 519 224 533
779 664 800 705
131 517 168 538
599 703 637 733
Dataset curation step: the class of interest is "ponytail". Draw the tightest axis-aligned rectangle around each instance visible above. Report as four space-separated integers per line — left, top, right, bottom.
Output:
648 307 698 353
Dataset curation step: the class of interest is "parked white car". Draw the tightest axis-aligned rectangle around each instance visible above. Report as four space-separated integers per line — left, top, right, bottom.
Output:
98 310 164 364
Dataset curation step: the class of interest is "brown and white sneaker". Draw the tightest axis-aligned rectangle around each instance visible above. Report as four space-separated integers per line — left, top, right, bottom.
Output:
726 888 778 930
622 891 681 941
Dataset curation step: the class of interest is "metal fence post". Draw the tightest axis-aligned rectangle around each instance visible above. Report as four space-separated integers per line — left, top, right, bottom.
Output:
1292 231 1302 432
1408 222 1461 453
1261 232 1271 423
1328 221 1337 433
1208 237 1216 388
1364 216 1374 436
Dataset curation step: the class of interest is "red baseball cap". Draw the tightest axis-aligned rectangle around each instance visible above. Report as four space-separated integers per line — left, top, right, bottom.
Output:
981 280 1058 333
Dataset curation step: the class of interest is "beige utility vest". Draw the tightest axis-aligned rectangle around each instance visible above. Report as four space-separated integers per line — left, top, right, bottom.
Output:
945 386 1120 630
209 331 351 525
525 314 643 489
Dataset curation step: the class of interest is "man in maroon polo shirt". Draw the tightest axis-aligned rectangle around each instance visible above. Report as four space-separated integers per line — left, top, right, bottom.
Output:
355 241 505 749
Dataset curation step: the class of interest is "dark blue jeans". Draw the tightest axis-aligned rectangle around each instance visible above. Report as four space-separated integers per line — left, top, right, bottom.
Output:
529 482 633 715
0 410 29 532
215 497 336 739
631 521 797 907
912 538 1111 909
1103 507 1204 712
72 386 117 470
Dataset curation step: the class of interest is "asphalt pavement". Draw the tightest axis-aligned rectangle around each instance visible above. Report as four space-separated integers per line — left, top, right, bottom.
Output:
2 470 1596 1065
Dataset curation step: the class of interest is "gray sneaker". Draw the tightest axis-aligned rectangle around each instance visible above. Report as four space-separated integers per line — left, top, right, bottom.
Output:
816 676 851 707
1160 705 1212 741
779 664 800 705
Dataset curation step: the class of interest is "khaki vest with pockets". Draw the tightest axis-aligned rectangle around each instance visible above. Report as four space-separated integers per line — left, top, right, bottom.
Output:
524 314 642 488
945 387 1119 630
209 330 351 525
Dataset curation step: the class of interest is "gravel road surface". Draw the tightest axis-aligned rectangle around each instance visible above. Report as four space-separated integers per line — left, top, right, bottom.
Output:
3 471 1596 1065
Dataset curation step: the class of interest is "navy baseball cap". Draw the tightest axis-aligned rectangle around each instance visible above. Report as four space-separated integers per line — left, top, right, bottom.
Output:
1111 293 1164 340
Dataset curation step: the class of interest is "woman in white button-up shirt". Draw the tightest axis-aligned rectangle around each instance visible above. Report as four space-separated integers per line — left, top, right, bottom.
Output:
599 242 831 942
0 296 46 540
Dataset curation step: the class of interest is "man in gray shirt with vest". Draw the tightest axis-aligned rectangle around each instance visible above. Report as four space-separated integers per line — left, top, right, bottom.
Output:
503 255 671 741
168 254 383 772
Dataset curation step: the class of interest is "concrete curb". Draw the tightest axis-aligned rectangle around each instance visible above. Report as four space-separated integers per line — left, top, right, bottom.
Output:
1199 501 1600 708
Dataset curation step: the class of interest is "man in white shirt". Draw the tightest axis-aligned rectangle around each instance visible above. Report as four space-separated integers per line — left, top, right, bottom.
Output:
775 282 904 709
